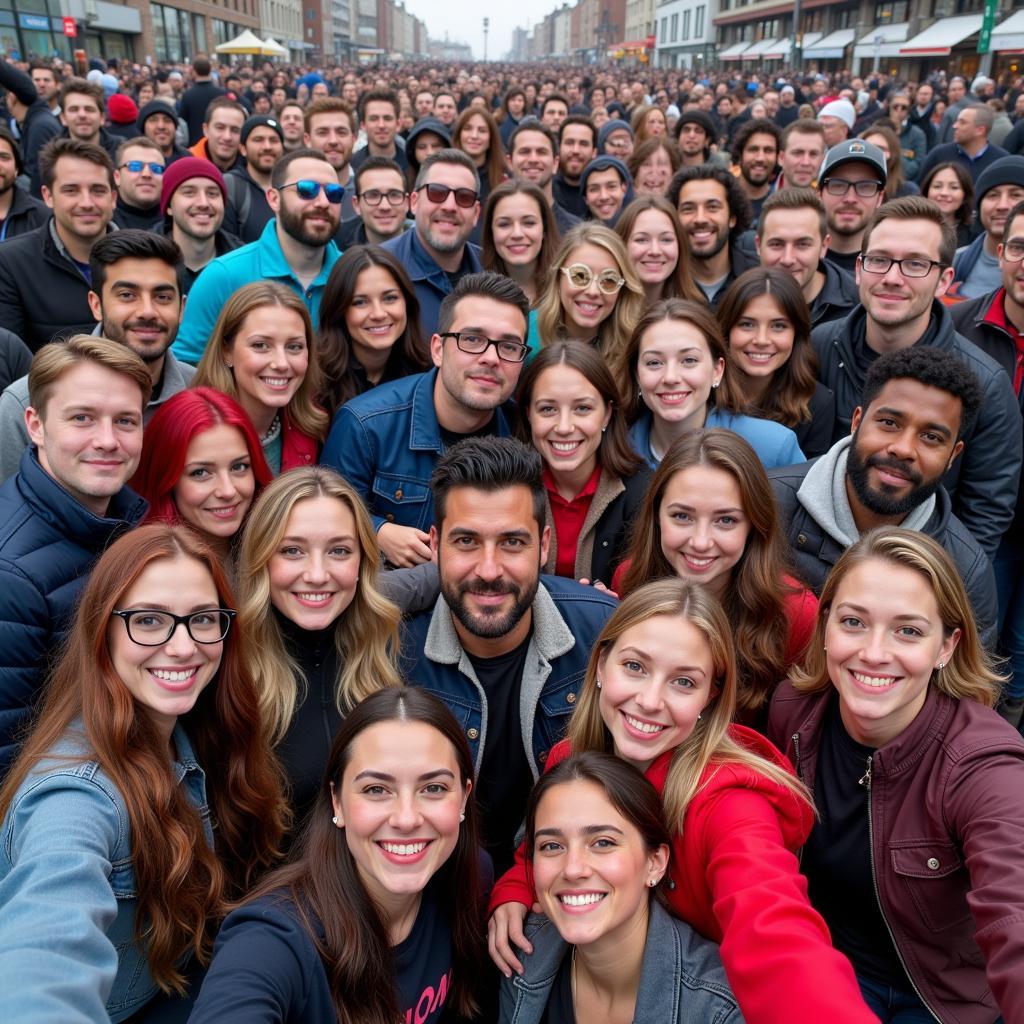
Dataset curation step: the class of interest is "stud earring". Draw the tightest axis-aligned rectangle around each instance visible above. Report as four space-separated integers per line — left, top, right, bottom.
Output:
937 661 946 671
648 878 658 888
697 713 702 721
712 380 720 389
596 677 602 689
331 816 338 825
459 812 466 823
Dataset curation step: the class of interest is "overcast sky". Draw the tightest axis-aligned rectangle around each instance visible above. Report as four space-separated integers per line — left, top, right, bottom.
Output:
402 0 558 59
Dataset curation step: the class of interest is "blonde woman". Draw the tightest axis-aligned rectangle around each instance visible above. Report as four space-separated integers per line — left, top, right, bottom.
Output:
771 528 1024 1024
531 222 645 385
194 282 328 475
237 466 401 822
487 579 877 1024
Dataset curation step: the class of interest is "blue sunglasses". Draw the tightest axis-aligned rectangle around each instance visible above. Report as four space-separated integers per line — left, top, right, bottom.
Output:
281 179 345 203
119 160 164 175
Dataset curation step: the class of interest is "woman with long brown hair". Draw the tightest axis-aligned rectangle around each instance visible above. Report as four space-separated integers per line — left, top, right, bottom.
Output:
0 525 286 1022
452 106 505 208
189 688 489 1024
718 267 836 458
194 281 328 475
860 122 918 199
615 195 702 305
614 429 817 724
316 245 430 419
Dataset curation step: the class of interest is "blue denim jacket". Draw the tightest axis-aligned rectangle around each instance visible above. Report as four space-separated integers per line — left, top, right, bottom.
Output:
382 228 483 338
0 722 212 1023
321 368 515 534
400 576 617 776
499 903 744 1024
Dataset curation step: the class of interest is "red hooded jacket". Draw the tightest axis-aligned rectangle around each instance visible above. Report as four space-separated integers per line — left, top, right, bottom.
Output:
489 726 878 1024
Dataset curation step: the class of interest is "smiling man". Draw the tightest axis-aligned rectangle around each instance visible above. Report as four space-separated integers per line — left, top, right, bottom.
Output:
770 346 997 650
813 196 1023 559
383 149 484 338
322 273 527 569
817 139 886 277
731 118 780 225
668 163 756 306
0 336 151 770
400 436 616 871
580 155 632 227
112 137 164 230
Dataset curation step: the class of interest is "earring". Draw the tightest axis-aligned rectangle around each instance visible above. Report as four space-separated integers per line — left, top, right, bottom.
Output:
459 812 466 823
937 661 946 671
596 677 602 689
648 878 659 888
712 381 720 389
225 362 233 369
697 713 702 721
331 816 338 825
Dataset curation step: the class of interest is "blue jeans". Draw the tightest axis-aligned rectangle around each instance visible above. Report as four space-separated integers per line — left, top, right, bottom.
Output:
856 975 934 1023
994 536 1024 704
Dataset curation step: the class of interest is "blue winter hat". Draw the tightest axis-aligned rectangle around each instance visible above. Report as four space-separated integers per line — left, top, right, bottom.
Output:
579 155 635 227
597 118 634 153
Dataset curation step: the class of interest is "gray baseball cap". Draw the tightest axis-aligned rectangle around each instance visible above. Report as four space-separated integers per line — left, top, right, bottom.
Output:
819 139 887 186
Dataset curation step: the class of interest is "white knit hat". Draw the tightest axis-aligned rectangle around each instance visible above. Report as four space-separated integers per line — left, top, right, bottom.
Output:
818 99 856 129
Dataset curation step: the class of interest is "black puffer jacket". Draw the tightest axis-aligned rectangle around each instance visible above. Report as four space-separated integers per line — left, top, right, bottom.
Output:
812 300 1023 558
0 328 31 394
0 185 47 239
18 100 61 196
0 218 103 351
768 457 999 650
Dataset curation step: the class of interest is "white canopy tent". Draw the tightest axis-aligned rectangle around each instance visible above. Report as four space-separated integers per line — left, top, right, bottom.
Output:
214 29 266 55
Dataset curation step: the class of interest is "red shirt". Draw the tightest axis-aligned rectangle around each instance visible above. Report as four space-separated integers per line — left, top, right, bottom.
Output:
543 464 601 578
982 288 1024 395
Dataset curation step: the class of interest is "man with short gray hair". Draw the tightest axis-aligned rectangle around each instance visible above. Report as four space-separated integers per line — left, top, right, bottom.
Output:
918 103 1009 184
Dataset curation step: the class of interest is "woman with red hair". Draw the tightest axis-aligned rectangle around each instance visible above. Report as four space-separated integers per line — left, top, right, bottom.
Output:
131 387 271 563
0 524 287 1022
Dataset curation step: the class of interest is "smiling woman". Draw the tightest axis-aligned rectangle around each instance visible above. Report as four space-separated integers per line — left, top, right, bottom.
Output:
188 688 490 1024
194 281 328 474
0 525 286 1022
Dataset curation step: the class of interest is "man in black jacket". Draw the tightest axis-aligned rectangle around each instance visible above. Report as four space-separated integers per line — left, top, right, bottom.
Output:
0 59 60 196
0 335 150 771
0 137 116 351
812 195 1022 559
57 77 119 161
111 137 163 230
0 127 46 240
177 56 226 147
770 347 998 650
950 198 1024 726
222 114 284 243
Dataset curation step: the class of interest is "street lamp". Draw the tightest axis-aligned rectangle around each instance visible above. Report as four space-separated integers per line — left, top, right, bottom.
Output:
483 17 489 61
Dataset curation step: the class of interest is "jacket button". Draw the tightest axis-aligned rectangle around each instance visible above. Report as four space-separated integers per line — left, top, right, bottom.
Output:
926 857 940 870
466 727 479 740
602 540 608 546
566 692 576 704
797 533 807 547
395 488 403 500
386 513 395 523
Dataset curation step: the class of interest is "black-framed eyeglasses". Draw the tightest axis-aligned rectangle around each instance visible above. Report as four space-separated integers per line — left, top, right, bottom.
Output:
111 608 236 646
416 182 479 208
439 330 528 363
859 254 946 278
280 179 345 203
119 160 165 175
1002 239 1024 263
823 178 883 198
358 187 406 206
560 262 625 294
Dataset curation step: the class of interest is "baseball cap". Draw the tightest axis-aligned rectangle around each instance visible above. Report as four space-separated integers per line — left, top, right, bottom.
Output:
819 139 887 186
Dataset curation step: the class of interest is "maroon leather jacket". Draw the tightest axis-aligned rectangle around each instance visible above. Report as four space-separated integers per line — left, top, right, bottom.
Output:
769 681 1024 1024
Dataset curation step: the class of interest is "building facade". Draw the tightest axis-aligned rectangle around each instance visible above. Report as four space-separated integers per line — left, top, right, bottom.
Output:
654 0 715 67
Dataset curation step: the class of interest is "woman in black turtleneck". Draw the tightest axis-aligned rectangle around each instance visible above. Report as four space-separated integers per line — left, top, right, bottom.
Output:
237 466 403 827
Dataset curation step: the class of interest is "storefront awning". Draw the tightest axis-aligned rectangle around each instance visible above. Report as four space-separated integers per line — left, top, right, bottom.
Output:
853 22 910 60
803 28 855 60
899 14 982 56
741 37 782 59
719 40 752 61
992 10 1024 53
758 36 793 60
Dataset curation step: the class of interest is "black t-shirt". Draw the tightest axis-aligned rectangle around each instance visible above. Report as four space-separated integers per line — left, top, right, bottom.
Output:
438 415 498 452
542 953 575 1023
467 633 534 875
850 331 883 382
394 885 453 1024
825 248 860 277
801 695 908 988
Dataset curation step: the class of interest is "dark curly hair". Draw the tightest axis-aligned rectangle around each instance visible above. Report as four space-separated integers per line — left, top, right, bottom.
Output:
862 347 983 440
730 117 781 166
666 163 752 238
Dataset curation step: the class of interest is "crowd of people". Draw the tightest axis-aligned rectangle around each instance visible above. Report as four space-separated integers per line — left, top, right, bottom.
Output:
0 49 1023 1024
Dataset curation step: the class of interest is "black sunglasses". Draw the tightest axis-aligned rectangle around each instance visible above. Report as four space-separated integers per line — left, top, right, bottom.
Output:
416 182 478 208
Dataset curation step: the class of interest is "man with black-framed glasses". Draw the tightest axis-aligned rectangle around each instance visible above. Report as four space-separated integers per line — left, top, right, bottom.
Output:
337 156 411 248
383 148 484 338
812 195 1022 560
174 148 342 364
817 140 887 277
112 138 165 230
322 272 527 568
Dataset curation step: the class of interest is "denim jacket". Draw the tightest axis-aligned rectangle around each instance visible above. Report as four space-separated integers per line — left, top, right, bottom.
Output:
321 368 515 534
0 722 212 1023
498 902 744 1024
400 576 617 776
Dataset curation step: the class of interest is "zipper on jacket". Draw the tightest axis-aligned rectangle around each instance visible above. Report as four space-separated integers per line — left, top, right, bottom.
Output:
863 754 940 1022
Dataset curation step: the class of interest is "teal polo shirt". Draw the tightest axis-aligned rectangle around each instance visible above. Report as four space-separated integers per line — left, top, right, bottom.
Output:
172 219 341 365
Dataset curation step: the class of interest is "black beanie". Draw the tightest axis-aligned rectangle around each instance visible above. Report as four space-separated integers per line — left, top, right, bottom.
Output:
674 109 716 141
974 156 1024 212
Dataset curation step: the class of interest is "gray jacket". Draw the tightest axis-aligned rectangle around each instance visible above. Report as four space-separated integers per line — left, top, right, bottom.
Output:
0 350 195 483
499 903 743 1024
